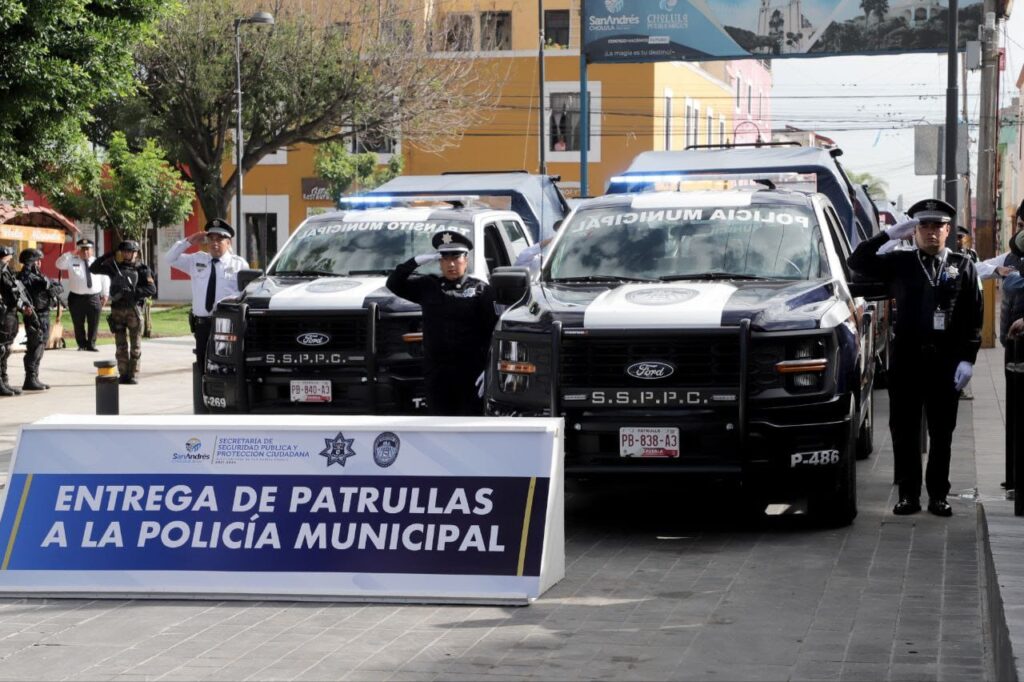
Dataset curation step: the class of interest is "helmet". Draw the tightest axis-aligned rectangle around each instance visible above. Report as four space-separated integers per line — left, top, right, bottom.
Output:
18 248 43 265
117 240 140 252
0 246 13 258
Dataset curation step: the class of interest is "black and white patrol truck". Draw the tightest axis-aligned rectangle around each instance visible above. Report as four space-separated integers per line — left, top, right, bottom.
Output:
486 188 876 525
201 200 532 414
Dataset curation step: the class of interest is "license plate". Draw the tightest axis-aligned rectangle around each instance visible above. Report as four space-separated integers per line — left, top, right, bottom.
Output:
290 380 331 403
619 427 680 458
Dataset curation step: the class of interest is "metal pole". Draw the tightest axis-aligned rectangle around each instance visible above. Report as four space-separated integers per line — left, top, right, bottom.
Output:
944 0 959 228
977 2 998 259
234 18 245 262
578 0 588 198
94 360 119 415
538 0 546 175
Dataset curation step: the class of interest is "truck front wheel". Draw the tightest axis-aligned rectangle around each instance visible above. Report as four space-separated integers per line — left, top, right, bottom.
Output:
808 423 857 527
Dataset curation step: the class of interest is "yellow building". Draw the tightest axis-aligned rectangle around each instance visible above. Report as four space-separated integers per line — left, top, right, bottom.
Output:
159 1 771 300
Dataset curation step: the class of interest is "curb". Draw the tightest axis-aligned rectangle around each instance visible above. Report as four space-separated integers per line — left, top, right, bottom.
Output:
980 502 1018 682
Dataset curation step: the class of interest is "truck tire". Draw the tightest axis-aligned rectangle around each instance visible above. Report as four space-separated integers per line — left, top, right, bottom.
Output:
855 392 874 460
808 423 857 527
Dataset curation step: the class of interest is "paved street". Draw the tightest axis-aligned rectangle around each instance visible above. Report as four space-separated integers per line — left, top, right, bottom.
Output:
0 340 1017 680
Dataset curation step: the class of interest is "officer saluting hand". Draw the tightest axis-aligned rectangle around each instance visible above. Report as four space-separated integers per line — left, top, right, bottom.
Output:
386 230 497 416
849 198 983 517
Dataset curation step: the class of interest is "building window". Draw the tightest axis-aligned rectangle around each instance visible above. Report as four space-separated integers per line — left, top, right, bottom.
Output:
443 13 474 51
544 9 570 48
664 95 673 150
352 126 397 156
546 81 601 161
481 12 512 50
719 117 726 144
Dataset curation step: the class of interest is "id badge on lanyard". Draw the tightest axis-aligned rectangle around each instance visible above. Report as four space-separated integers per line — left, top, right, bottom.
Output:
919 251 949 331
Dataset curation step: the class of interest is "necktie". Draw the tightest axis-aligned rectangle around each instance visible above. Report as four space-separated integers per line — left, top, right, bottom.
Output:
205 257 220 314
85 259 92 289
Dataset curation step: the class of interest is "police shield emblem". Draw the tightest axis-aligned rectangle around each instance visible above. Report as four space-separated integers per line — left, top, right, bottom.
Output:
373 432 400 468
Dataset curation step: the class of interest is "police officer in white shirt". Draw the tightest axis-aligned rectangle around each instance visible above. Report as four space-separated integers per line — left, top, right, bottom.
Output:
56 238 109 351
165 218 247 368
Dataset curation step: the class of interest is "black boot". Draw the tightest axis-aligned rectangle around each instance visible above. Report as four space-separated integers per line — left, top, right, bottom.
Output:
22 375 47 391
0 378 15 397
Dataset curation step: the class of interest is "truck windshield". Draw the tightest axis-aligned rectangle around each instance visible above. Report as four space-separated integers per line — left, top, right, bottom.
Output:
269 217 476 276
545 203 827 282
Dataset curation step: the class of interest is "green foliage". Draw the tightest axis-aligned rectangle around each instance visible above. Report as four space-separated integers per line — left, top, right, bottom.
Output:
40 132 194 242
847 171 890 201
314 143 404 201
0 0 169 195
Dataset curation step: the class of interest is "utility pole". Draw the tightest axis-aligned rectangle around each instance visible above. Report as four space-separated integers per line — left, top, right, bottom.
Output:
538 0 547 175
976 0 999 348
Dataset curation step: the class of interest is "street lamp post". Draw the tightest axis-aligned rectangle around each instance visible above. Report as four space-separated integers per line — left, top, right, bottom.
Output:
233 10 275 263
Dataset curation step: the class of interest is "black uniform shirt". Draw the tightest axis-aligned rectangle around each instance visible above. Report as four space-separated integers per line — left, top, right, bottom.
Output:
17 268 56 312
849 231 983 364
89 255 157 309
0 264 25 311
386 257 498 368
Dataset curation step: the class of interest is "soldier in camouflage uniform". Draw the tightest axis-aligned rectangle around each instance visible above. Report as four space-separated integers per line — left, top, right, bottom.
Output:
16 248 62 391
89 241 156 384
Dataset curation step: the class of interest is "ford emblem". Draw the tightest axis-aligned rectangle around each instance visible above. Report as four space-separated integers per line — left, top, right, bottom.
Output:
297 332 330 347
626 361 675 380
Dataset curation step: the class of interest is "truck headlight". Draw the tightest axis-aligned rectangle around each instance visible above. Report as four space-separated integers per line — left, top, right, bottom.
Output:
775 337 829 392
497 339 536 393
212 315 238 359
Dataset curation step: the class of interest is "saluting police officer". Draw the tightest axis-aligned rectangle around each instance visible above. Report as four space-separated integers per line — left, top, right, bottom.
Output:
90 240 157 384
386 230 498 416
849 198 984 517
0 245 31 396
165 218 247 369
56 238 108 351
17 248 63 391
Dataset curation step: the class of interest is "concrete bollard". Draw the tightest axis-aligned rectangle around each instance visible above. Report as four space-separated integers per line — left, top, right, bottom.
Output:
94 360 118 415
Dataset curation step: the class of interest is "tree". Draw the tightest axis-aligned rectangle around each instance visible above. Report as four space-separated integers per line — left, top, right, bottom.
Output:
860 0 889 23
847 171 890 201
40 133 195 251
0 0 168 197
314 144 404 202
133 0 502 224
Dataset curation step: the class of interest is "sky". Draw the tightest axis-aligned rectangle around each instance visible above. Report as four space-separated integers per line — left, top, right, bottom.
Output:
768 5 1024 209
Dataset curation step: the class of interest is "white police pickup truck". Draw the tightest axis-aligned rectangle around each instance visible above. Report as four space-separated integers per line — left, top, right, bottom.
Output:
202 199 532 414
485 188 876 525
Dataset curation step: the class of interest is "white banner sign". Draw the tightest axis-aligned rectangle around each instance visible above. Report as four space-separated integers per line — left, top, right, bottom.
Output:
0 415 564 604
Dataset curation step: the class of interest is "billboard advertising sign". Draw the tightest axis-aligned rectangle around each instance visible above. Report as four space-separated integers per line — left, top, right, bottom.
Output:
583 0 982 63
0 415 565 604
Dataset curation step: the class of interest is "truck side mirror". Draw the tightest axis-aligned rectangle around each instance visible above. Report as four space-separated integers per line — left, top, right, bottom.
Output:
491 266 531 306
237 269 264 291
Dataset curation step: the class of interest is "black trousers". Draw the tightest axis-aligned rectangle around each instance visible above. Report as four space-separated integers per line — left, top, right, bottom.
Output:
1008 342 1020 488
425 360 484 416
888 345 960 501
23 310 48 378
68 292 102 348
193 315 211 369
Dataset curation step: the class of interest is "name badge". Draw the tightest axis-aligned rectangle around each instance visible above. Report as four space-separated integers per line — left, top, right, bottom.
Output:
933 310 947 331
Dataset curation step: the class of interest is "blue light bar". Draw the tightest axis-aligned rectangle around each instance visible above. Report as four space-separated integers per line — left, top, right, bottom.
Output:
337 195 396 205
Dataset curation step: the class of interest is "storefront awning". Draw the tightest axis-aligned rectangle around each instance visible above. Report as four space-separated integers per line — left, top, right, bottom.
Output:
0 204 78 244
0 223 66 244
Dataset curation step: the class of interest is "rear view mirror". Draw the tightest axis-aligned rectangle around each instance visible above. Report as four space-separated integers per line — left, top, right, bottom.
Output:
490 266 531 306
237 269 264 290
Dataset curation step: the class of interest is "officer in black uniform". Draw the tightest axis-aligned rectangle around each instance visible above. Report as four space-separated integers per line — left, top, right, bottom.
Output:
955 226 979 263
0 245 31 396
849 199 983 517
17 248 63 391
386 230 497 416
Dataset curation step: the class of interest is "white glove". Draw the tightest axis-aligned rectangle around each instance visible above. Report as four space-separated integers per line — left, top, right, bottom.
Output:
885 218 918 241
475 371 485 398
414 253 440 266
953 361 973 391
